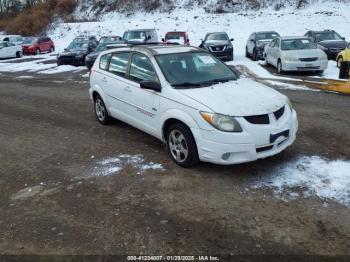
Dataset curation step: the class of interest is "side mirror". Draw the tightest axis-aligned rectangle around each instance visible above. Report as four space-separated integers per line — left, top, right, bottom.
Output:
161 38 165 42
140 80 161 92
342 37 346 40
230 38 234 41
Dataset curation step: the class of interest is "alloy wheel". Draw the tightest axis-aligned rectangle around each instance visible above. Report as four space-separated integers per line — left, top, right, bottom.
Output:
168 129 189 163
95 98 106 122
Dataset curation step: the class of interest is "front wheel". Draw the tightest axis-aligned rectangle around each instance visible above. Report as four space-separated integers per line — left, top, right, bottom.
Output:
94 95 111 125
35 48 41 55
166 123 199 168
252 49 257 61
277 60 284 74
50 46 55 53
16 51 22 58
337 56 343 68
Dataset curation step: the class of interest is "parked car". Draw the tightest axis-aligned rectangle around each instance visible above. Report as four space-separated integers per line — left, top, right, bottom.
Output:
89 45 298 167
162 31 190 45
122 29 158 43
264 36 328 74
246 31 280 61
199 32 234 61
99 36 122 44
305 30 347 60
85 40 124 69
0 41 23 59
336 42 350 68
22 36 55 55
2 35 25 45
57 37 97 66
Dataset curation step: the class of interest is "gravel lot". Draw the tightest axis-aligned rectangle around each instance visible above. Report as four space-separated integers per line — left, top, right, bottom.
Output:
0 67 349 256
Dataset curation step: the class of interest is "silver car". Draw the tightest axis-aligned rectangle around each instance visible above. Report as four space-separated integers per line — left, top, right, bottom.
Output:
264 36 328 74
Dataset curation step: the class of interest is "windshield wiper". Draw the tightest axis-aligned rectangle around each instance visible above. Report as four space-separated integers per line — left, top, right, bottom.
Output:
199 77 235 85
171 82 202 88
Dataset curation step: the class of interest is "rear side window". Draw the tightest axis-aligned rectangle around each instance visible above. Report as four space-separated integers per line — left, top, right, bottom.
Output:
108 52 130 77
99 53 112 70
130 53 158 83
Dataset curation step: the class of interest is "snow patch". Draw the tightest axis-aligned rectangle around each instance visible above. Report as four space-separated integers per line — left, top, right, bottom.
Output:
252 156 350 207
91 154 164 177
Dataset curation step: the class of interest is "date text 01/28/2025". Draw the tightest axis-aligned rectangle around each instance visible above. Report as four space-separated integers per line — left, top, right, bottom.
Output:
127 255 220 261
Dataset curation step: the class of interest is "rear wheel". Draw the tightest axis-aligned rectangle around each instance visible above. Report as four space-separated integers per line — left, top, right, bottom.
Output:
35 48 40 55
49 46 54 53
94 95 111 125
166 122 199 168
252 49 257 61
337 56 343 68
245 47 249 58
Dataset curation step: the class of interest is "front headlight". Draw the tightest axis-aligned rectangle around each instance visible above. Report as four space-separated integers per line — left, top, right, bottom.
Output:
200 112 242 132
318 44 328 51
284 55 298 62
226 45 233 50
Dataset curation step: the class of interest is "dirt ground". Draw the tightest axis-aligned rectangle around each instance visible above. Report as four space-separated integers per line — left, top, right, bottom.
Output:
0 67 350 258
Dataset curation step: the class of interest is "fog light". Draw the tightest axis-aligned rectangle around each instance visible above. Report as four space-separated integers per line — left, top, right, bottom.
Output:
222 152 231 160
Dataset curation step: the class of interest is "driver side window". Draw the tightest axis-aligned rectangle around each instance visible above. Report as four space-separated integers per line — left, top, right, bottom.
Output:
129 53 158 83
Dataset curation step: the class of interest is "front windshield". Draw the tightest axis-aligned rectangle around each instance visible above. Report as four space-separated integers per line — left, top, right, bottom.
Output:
100 36 121 43
67 41 89 50
315 32 343 42
256 33 279 41
206 33 229 41
123 31 146 40
281 39 317 50
155 52 237 88
23 37 36 44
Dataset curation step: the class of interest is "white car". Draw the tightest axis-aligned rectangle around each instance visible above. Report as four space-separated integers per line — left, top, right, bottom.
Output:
264 36 328 74
89 45 298 167
0 41 23 59
2 35 25 45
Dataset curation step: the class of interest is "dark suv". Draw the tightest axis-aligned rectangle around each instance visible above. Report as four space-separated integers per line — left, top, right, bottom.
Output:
199 32 234 61
57 36 98 66
246 31 280 61
305 30 347 60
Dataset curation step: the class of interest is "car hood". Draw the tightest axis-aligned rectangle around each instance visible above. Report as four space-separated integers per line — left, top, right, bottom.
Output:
86 51 100 59
60 49 87 56
283 48 325 57
177 78 286 116
204 40 230 46
318 40 347 49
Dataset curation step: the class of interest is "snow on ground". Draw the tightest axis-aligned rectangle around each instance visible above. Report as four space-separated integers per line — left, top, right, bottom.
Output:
91 154 164 177
252 156 350 207
38 65 86 74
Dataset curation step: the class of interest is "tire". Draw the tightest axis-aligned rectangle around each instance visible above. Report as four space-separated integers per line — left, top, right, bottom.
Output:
277 60 284 74
166 122 199 168
228 53 234 61
337 56 343 68
50 46 54 53
35 48 40 55
252 49 257 61
57 59 62 66
94 95 111 125
16 51 22 58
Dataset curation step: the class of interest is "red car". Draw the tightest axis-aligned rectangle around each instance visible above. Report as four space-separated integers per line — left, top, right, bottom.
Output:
162 31 190 45
22 36 55 55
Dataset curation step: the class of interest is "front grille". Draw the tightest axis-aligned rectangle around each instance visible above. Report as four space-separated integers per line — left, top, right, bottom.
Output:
256 145 273 153
273 106 285 120
329 48 343 52
299 57 318 62
244 114 269 124
297 66 320 70
209 45 226 52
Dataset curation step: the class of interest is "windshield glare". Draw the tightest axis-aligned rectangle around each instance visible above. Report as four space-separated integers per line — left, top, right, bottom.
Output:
256 33 279 41
23 38 36 44
155 52 237 88
316 32 343 42
206 33 229 41
95 41 120 52
281 39 317 50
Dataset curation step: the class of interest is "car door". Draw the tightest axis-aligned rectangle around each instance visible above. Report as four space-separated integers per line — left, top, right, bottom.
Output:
100 52 131 119
8 43 17 57
0 43 6 58
265 39 276 64
122 52 160 136
248 34 255 54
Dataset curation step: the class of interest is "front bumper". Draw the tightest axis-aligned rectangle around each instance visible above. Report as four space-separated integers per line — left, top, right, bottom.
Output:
209 49 233 61
193 109 298 165
282 59 328 71
324 49 344 60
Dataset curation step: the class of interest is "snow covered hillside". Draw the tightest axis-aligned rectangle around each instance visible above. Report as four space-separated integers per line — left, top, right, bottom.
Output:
51 1 349 56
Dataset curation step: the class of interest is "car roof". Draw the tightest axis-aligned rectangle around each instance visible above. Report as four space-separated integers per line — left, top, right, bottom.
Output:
206 32 227 35
125 29 155 32
279 36 310 40
102 44 202 55
255 31 279 34
309 29 335 33
166 31 186 34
